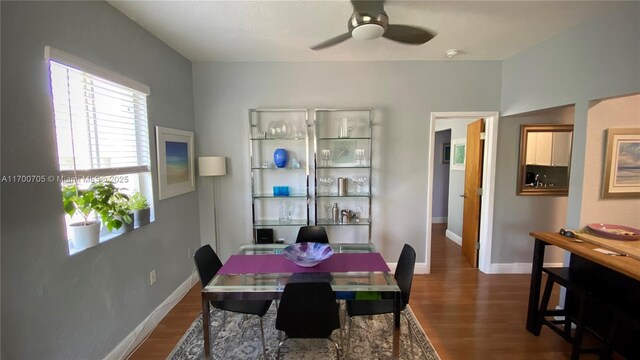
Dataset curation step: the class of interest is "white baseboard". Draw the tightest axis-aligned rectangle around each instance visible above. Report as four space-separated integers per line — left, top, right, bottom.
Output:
431 217 447 224
106 271 199 360
487 262 563 274
445 229 462 246
387 262 429 275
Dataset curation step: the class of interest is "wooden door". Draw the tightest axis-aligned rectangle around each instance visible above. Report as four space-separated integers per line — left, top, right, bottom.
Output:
461 118 485 267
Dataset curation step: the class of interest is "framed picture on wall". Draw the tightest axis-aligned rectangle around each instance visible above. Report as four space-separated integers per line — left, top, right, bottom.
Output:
451 138 466 171
156 126 195 200
602 128 640 199
442 143 451 164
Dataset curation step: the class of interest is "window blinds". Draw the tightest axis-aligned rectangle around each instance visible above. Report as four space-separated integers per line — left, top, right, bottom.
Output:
47 49 151 177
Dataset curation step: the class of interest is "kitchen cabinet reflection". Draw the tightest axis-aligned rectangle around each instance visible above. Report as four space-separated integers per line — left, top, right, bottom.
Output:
517 124 573 196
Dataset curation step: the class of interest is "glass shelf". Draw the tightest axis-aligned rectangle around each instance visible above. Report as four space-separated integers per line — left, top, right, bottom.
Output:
254 220 309 227
251 167 306 170
316 165 370 169
317 218 371 226
316 193 370 198
252 194 308 199
317 136 371 140
250 137 306 141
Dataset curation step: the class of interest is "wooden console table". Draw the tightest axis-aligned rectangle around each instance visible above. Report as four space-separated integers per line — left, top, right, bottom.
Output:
526 231 640 357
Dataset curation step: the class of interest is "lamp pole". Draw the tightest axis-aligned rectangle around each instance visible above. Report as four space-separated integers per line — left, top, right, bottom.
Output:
198 156 227 254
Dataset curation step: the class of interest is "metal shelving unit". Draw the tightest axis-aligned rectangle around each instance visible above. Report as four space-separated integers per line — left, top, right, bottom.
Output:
249 109 310 243
313 108 372 244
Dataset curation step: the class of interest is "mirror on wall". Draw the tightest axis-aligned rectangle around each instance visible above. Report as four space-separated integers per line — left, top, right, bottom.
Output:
517 124 573 196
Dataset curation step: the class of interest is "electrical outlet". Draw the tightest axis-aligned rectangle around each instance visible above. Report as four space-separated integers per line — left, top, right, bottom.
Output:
149 269 157 286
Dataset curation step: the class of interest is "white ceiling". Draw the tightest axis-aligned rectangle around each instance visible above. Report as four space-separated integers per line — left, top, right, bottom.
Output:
107 1 620 62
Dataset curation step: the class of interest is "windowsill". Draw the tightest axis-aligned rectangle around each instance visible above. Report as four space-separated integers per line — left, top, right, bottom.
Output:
68 219 155 255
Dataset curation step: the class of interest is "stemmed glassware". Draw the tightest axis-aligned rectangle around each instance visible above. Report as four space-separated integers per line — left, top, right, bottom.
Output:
321 149 332 167
355 149 365 166
352 176 368 194
318 176 334 195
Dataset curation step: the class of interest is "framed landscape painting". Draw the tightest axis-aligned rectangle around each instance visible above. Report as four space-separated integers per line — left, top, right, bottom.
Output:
602 128 640 199
156 126 195 200
451 138 466 171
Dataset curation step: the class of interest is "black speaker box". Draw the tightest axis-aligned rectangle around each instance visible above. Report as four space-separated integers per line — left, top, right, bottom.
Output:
256 228 274 244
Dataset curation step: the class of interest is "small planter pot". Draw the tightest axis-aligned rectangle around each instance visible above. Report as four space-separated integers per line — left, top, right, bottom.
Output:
133 208 151 228
117 213 135 233
69 221 100 250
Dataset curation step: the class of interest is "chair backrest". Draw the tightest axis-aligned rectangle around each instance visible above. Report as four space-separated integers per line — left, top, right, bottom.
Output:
276 282 340 338
395 244 416 307
193 244 223 288
295 226 329 243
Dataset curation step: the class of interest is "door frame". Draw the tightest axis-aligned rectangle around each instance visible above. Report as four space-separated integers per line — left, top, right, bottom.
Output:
425 111 500 274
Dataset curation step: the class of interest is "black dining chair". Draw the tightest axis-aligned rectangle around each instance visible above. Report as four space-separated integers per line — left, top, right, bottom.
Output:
275 282 341 359
345 243 416 355
194 244 272 359
295 225 329 243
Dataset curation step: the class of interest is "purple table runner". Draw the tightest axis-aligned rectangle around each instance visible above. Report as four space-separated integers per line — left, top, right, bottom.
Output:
218 252 390 275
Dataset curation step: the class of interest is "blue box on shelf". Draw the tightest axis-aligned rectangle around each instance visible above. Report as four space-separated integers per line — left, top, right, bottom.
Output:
273 186 290 197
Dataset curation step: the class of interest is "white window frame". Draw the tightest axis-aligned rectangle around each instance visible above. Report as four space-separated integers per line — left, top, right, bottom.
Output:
45 46 154 253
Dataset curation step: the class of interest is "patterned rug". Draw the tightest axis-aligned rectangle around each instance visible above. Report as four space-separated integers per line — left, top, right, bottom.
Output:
168 302 440 359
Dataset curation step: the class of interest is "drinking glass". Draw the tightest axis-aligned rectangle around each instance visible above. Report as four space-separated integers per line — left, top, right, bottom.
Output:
321 149 332 167
318 176 334 195
355 149 365 166
352 176 368 194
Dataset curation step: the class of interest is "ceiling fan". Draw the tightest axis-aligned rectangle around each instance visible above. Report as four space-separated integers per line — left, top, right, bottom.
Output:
311 0 436 50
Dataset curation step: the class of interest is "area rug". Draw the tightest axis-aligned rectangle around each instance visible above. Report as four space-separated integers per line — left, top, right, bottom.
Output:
168 302 440 359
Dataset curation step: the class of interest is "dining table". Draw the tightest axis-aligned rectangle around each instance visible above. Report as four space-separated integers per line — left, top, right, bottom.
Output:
526 231 640 357
201 243 402 359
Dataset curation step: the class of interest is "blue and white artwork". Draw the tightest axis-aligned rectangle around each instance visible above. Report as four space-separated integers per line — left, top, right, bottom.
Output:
165 141 189 185
614 140 640 187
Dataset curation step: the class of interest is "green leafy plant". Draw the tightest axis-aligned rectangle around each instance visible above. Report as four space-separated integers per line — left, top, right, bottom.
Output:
62 181 132 231
62 184 98 225
128 192 150 211
109 192 133 230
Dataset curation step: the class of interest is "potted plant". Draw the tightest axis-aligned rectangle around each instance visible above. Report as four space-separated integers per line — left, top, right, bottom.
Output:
128 192 151 227
62 181 132 249
90 181 131 232
110 193 134 233
62 184 102 249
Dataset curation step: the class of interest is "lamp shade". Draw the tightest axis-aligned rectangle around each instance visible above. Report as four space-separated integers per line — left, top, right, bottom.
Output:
198 156 227 176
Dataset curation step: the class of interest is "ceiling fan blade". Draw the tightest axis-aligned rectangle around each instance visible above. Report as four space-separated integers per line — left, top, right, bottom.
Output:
310 32 352 50
383 24 436 45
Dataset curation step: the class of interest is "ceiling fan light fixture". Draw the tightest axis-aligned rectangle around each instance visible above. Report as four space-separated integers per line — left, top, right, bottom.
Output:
352 23 385 40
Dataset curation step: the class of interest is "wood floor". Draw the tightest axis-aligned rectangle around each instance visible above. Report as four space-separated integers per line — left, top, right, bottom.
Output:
128 223 591 360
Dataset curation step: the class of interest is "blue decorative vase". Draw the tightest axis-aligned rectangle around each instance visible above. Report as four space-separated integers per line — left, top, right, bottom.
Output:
274 148 288 168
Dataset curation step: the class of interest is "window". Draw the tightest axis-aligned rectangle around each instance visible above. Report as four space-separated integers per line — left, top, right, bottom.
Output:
46 46 153 253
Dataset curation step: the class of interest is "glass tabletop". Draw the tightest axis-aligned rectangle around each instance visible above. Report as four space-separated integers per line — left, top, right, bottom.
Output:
204 243 400 299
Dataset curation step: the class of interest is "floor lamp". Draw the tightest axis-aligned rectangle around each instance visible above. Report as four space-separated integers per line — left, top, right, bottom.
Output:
198 156 227 254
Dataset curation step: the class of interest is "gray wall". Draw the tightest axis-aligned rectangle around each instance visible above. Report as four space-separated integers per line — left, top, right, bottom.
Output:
501 1 640 229
193 61 503 262
492 106 574 264
1 2 199 359
432 130 451 220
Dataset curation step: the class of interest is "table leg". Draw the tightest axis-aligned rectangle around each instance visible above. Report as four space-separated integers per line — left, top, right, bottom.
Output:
392 291 401 359
526 238 546 335
202 294 211 358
